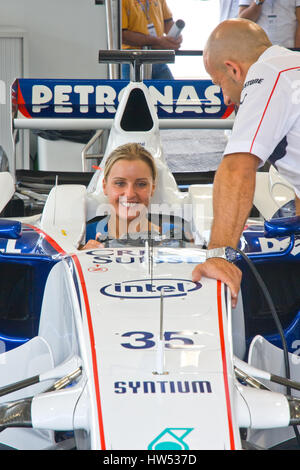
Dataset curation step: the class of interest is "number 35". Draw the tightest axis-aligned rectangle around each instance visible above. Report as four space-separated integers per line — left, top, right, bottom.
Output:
120 331 194 349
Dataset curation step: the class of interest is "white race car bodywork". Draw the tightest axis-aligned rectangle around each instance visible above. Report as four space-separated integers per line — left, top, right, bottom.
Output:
71 248 239 450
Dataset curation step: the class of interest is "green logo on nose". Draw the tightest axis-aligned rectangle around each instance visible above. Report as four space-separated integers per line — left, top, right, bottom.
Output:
148 428 193 450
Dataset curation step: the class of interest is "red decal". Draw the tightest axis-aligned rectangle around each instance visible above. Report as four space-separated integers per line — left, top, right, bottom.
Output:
217 281 236 449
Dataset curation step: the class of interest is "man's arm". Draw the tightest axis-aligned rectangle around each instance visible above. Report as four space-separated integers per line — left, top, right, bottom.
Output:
238 1 265 22
122 29 182 50
294 7 300 48
192 152 260 307
209 153 259 248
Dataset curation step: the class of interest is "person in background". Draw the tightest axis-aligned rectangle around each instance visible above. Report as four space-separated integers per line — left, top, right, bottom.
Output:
121 0 182 79
219 0 240 22
239 0 300 48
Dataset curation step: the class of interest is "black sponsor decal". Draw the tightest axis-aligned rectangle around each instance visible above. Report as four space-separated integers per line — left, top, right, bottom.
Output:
243 78 264 89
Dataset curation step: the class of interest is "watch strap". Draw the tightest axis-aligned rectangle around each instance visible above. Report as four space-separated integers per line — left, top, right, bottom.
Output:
206 246 237 263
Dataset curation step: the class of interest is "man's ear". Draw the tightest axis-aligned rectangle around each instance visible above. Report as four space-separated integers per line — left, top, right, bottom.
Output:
224 60 242 82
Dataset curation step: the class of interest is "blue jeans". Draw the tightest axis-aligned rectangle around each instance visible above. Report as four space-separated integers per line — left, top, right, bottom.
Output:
121 63 174 80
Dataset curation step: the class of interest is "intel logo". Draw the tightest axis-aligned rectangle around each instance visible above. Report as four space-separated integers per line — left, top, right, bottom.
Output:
100 278 201 299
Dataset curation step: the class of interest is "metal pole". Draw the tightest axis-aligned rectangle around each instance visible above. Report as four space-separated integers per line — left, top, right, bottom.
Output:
118 0 122 49
105 0 118 79
14 118 234 131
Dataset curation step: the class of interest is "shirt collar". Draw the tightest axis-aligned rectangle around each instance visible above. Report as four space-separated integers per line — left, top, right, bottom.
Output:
257 45 287 63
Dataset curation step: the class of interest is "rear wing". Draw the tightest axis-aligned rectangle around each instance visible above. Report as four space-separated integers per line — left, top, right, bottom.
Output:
12 78 235 131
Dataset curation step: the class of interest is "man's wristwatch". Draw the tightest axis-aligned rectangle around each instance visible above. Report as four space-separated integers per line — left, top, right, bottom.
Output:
206 247 238 263
254 0 264 5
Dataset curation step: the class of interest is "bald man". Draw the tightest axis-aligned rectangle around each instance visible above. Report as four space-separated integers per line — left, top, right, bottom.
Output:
192 18 300 307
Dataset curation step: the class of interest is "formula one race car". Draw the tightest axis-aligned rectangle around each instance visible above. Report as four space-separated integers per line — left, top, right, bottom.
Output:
0 50 299 450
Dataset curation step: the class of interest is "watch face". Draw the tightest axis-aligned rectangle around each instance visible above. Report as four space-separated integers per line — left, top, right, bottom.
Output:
225 247 237 262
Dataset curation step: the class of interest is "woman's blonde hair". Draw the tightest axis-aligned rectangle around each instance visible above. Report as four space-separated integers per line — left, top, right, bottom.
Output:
103 143 157 182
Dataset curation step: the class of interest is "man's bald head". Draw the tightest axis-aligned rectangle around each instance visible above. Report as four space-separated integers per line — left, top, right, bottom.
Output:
204 18 272 72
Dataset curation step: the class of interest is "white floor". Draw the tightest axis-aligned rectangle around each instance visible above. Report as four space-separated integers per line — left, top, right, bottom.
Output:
161 128 226 172
162 1 225 172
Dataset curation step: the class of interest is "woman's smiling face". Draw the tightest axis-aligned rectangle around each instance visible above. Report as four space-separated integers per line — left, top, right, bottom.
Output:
102 158 156 224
